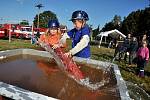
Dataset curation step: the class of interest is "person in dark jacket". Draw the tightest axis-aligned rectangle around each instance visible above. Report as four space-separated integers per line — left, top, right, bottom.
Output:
112 41 126 62
36 30 41 38
129 37 138 65
139 34 149 47
124 33 132 62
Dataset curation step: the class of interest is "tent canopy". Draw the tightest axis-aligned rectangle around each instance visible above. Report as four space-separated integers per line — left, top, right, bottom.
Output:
97 29 126 48
97 29 126 39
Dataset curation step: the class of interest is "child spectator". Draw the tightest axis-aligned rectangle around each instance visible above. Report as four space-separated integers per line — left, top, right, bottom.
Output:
137 41 149 77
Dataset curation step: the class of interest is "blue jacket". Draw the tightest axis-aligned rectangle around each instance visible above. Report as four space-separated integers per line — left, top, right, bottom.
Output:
67 25 91 58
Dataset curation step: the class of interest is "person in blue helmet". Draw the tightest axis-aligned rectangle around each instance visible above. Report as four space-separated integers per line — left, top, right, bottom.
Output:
53 10 91 58
38 19 62 46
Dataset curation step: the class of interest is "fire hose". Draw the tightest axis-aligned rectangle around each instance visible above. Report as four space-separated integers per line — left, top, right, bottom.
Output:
39 42 84 80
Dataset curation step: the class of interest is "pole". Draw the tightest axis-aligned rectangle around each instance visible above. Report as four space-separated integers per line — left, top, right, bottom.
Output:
35 4 44 29
31 22 34 44
9 24 11 43
99 35 103 48
32 22 34 36
37 9 40 29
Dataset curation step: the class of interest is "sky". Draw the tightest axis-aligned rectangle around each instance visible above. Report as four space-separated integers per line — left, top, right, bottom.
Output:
0 0 149 29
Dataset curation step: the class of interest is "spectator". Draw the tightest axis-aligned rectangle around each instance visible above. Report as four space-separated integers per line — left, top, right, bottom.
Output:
108 40 113 48
136 41 149 77
139 34 149 47
112 41 126 62
36 29 41 38
124 33 132 63
129 37 138 65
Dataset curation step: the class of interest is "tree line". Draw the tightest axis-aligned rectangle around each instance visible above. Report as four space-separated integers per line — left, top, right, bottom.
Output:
19 11 57 28
93 7 150 39
19 7 150 40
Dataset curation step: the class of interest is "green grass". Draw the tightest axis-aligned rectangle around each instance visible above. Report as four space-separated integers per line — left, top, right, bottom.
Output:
0 39 40 50
0 38 150 94
90 45 114 61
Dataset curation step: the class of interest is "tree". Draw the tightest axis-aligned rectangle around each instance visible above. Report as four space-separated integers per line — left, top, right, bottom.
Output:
112 15 121 26
92 25 100 40
20 20 29 26
33 11 57 28
121 10 141 36
87 24 93 40
140 7 150 34
121 7 150 36
101 15 122 32
101 22 114 32
0 24 2 28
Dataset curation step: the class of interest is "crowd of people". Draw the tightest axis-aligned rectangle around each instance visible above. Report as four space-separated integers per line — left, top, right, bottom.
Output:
112 33 149 77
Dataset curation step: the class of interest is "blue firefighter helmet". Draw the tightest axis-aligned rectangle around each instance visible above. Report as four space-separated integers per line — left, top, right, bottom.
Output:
70 10 89 21
48 19 60 28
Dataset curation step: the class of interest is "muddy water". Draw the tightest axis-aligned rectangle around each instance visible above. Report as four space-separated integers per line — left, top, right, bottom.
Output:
0 55 120 100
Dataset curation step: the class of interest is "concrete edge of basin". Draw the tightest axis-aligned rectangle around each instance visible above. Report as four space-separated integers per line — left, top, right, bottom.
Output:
0 82 58 100
0 49 130 100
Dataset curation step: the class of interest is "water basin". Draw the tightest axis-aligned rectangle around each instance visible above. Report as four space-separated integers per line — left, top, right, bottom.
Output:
0 49 130 100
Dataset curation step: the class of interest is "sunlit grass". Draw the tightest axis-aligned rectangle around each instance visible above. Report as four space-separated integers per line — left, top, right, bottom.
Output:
0 39 39 50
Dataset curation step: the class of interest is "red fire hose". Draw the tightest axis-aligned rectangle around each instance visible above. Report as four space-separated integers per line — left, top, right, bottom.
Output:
40 42 84 80
54 48 84 79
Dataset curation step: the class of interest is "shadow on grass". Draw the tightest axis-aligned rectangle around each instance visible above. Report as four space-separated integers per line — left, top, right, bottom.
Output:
91 53 113 61
145 71 150 77
119 66 138 74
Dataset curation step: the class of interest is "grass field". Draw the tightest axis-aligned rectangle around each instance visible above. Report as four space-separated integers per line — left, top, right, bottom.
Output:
0 39 150 95
0 39 37 50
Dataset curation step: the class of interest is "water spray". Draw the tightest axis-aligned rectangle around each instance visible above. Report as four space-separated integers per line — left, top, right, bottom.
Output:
39 42 111 90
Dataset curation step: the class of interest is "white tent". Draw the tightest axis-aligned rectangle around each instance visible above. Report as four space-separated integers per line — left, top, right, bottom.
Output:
97 29 126 48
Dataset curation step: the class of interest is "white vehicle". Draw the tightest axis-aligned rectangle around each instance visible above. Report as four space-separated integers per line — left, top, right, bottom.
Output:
19 26 35 39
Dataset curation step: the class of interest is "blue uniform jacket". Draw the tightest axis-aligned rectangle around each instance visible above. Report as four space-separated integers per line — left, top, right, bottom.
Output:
67 25 91 58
